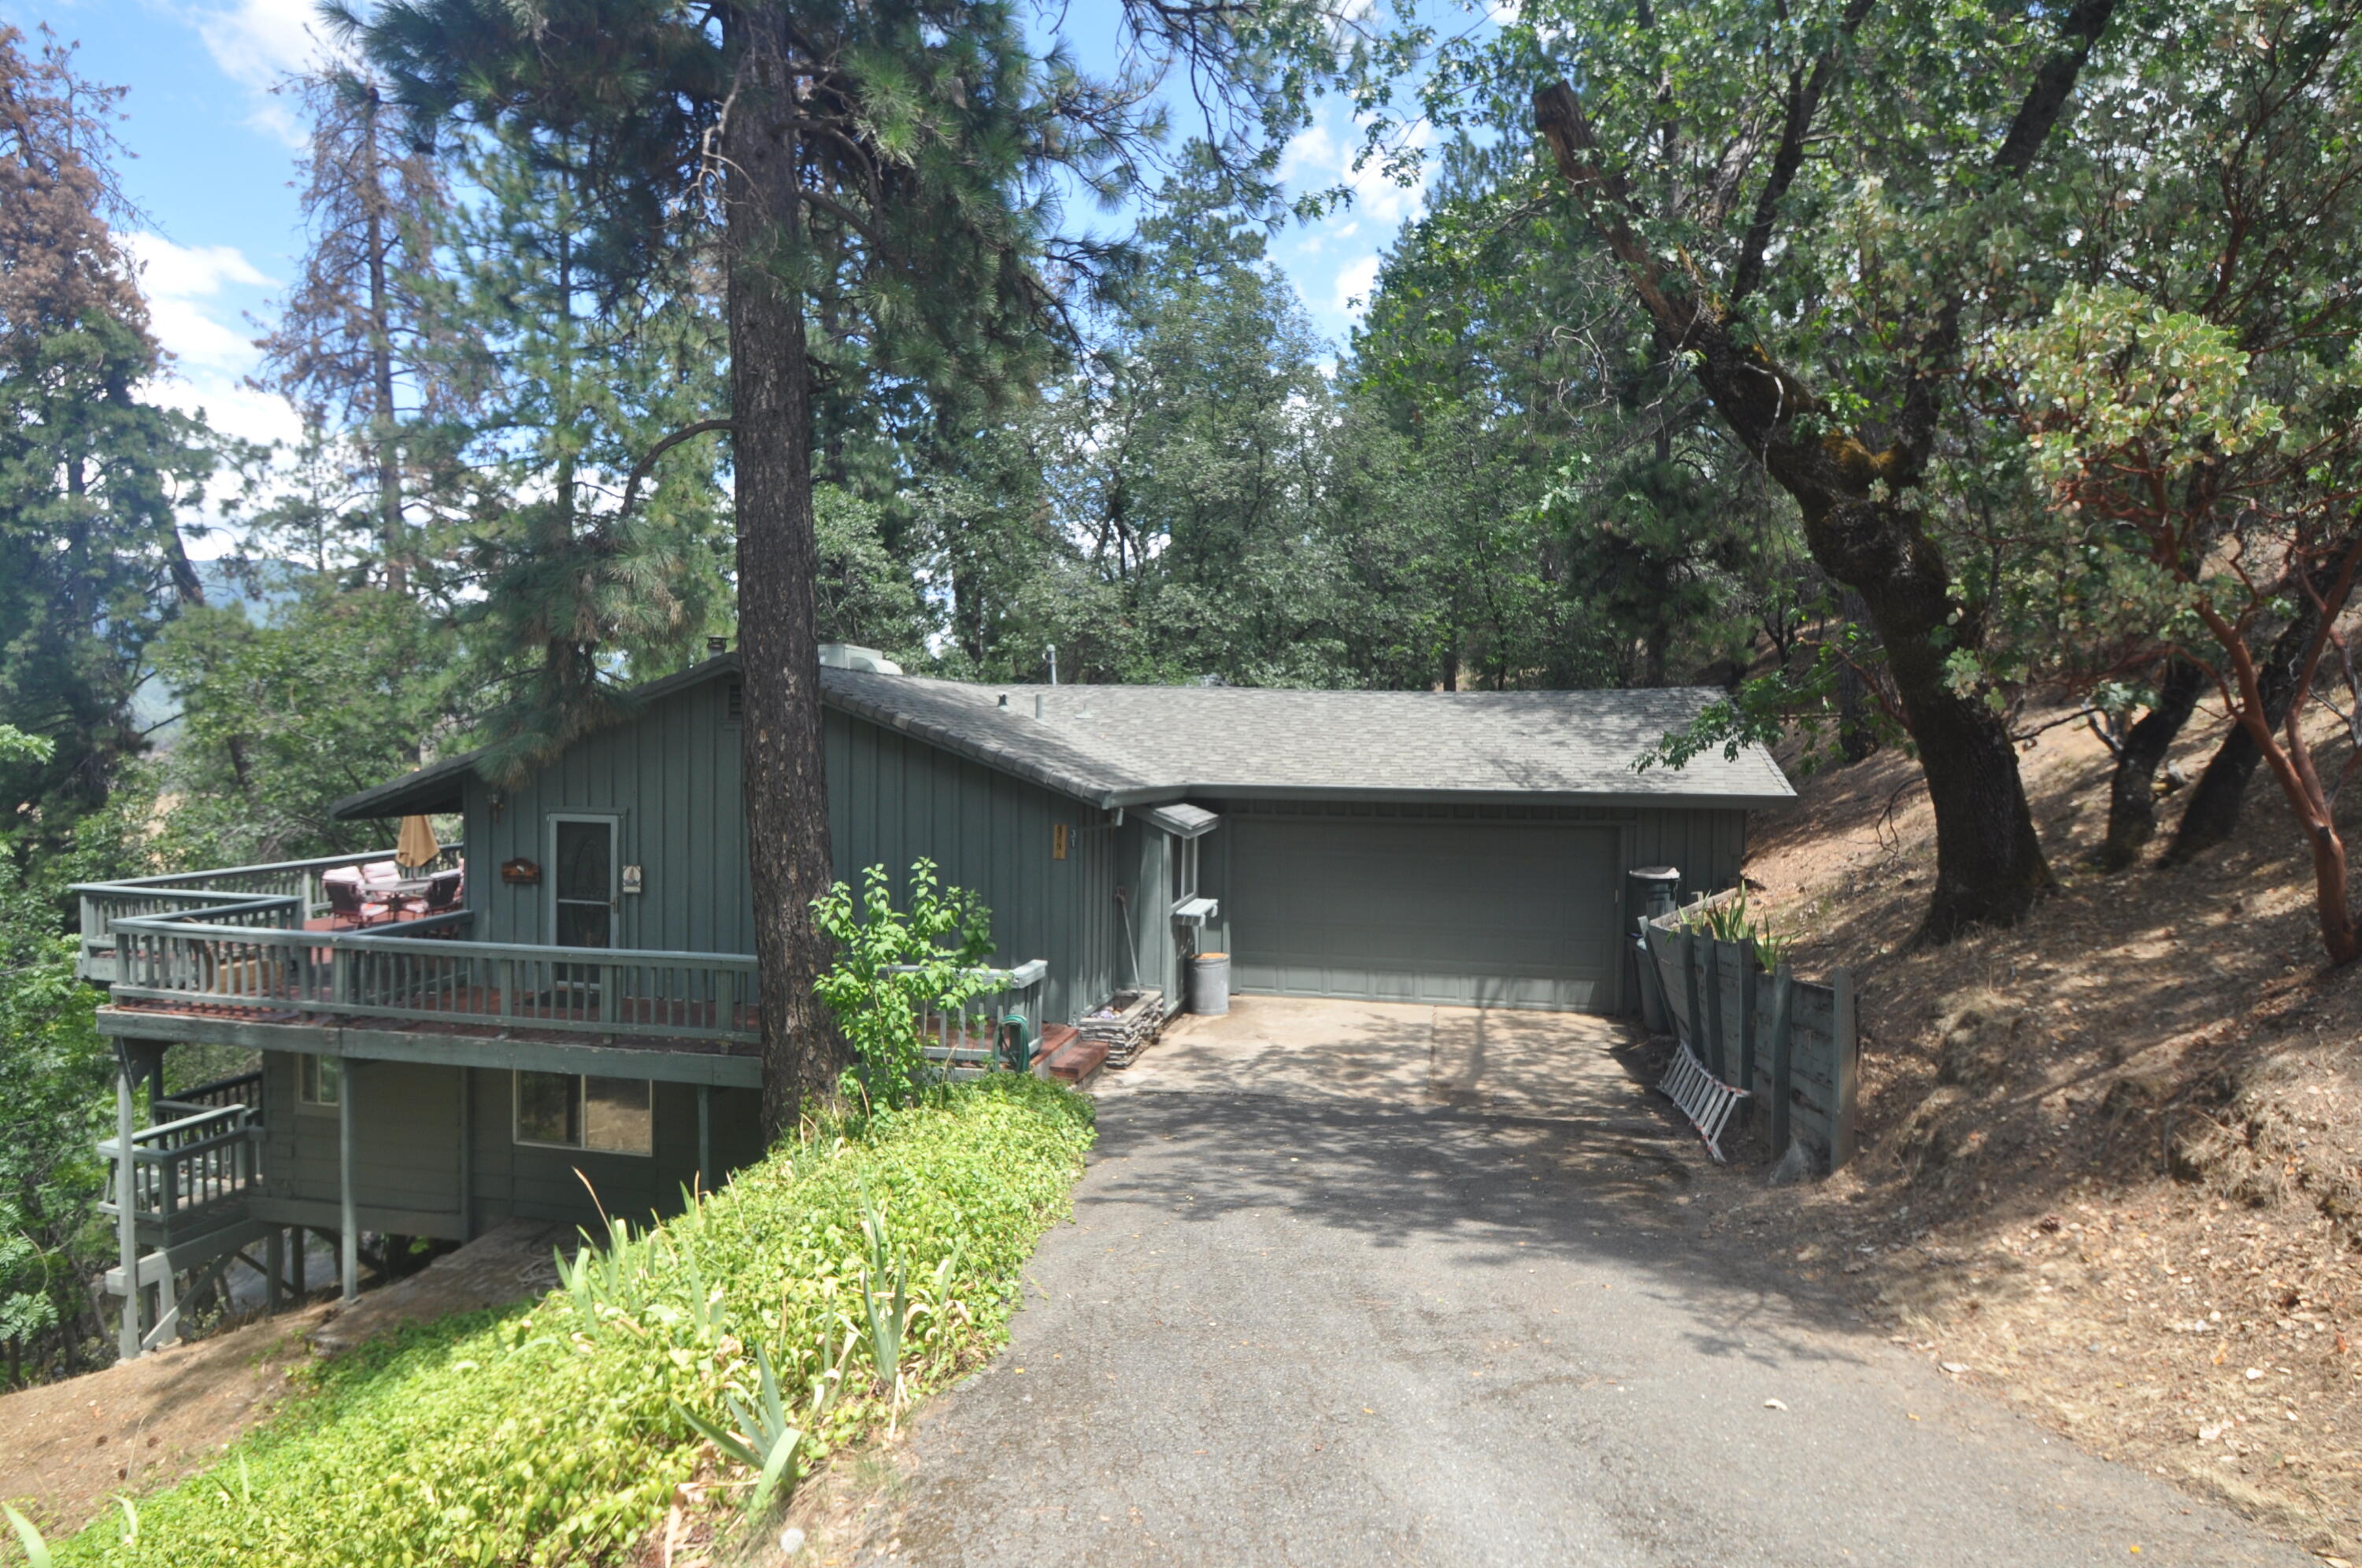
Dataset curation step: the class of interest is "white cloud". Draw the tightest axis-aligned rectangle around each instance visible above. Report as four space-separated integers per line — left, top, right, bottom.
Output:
190 0 328 87
124 231 300 449
1280 122 1342 188
1330 253 1381 316
184 0 339 143
1281 113 1431 228
126 232 271 372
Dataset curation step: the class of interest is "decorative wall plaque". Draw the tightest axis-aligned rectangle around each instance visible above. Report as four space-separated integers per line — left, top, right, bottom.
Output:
500 857 542 886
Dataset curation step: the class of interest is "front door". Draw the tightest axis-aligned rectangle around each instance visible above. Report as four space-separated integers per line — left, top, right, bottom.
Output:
551 818 617 996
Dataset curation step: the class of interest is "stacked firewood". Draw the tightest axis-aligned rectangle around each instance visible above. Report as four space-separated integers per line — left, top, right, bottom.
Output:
1079 987 1168 1067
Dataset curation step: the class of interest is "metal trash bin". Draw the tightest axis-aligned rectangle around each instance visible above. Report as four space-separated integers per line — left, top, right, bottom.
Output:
1626 866 1681 1032
1187 952 1231 1015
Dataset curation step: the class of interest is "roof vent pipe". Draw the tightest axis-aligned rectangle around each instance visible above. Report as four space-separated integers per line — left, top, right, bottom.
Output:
1034 693 1044 720
998 693 1009 709
1046 643 1057 685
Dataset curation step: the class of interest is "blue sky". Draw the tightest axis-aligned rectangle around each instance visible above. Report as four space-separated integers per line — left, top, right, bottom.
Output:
5 0 1433 464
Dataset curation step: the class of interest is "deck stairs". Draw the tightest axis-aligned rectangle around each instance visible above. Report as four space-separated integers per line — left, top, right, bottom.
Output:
96 1071 274 1356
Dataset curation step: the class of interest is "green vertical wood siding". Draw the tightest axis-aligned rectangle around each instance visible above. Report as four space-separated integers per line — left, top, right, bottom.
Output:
259 1053 762 1235
458 674 1128 1029
824 708 1123 1028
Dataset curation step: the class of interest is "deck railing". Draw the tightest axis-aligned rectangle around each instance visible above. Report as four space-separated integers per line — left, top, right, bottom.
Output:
75 845 466 982
105 912 760 1046
909 959 1049 1078
154 1069 265 1121
97 1100 262 1232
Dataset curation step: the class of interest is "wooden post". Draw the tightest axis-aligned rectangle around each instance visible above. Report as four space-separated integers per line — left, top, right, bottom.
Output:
266 1226 284 1314
339 1057 358 1304
114 1051 141 1363
1769 964 1796 1159
155 1249 179 1350
1737 939 1760 1115
1680 929 1705 1062
1831 967 1860 1171
1701 938 1727 1081
697 1084 713 1195
292 1227 307 1299
457 1067 475 1242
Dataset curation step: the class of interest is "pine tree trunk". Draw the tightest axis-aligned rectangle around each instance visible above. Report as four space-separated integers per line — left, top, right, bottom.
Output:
362 99 407 598
2098 656 2204 869
730 14 850 1141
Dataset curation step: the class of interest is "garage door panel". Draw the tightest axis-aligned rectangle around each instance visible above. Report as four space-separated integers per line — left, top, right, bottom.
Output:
1226 819 1620 1012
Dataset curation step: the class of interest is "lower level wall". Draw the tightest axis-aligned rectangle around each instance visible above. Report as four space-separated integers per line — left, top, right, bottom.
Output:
259 1054 766 1239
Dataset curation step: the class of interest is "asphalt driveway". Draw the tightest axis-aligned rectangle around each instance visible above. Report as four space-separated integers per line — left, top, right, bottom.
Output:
877 998 2306 1567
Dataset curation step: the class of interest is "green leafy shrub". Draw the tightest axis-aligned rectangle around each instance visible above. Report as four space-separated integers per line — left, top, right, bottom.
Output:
810 860 997 1111
50 1075 1094 1567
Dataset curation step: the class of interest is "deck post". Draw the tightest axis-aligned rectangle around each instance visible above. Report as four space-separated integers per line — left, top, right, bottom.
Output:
457 1066 475 1242
697 1083 712 1194
155 1248 180 1349
113 1046 141 1362
266 1226 284 1313
291 1226 306 1298
339 1056 358 1303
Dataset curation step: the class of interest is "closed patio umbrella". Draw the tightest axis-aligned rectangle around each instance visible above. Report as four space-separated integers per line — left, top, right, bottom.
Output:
395 813 440 871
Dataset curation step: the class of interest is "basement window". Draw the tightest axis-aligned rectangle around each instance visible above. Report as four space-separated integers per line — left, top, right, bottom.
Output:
298 1054 341 1108
513 1071 653 1156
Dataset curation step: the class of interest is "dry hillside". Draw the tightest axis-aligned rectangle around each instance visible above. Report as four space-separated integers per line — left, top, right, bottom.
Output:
1697 704 2362 1559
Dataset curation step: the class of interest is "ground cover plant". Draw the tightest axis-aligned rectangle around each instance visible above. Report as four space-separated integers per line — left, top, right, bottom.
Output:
37 1075 1091 1566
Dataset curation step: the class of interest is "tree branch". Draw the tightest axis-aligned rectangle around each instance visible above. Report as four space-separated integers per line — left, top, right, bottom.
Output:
616 418 734 521
1730 0 1875 305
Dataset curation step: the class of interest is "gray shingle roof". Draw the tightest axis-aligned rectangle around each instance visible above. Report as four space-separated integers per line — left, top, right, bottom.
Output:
820 669 1793 808
335 655 1792 820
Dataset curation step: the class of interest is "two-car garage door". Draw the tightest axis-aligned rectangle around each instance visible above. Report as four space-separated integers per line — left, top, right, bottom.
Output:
1222 817 1623 1012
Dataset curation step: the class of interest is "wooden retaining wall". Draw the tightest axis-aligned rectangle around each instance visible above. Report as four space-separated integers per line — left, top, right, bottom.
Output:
1640 899 1858 1173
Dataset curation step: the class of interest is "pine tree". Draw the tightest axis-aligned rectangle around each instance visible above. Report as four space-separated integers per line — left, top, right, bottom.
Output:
350 0 1310 1136
254 71 461 596
439 126 734 775
0 27 217 854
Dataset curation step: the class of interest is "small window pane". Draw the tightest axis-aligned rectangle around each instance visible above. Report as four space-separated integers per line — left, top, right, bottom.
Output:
301 1055 340 1106
516 1071 580 1146
583 1077 651 1155
553 821 612 902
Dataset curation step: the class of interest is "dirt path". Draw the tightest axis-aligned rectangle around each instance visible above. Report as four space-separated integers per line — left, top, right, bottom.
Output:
0 1219 565 1540
0 1307 327 1539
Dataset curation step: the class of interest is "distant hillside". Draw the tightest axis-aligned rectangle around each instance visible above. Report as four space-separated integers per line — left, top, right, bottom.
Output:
131 560 297 751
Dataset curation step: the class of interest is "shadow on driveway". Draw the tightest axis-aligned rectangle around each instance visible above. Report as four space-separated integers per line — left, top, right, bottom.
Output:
870 1000 2305 1568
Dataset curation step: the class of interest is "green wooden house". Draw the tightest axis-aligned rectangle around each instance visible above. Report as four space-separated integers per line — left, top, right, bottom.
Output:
75 648 1790 1358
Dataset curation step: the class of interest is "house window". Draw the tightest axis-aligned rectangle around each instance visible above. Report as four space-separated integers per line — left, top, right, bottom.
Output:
298 1054 341 1108
513 1072 653 1156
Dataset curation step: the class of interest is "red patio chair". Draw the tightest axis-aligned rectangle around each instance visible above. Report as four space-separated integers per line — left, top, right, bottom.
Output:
325 876 387 930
